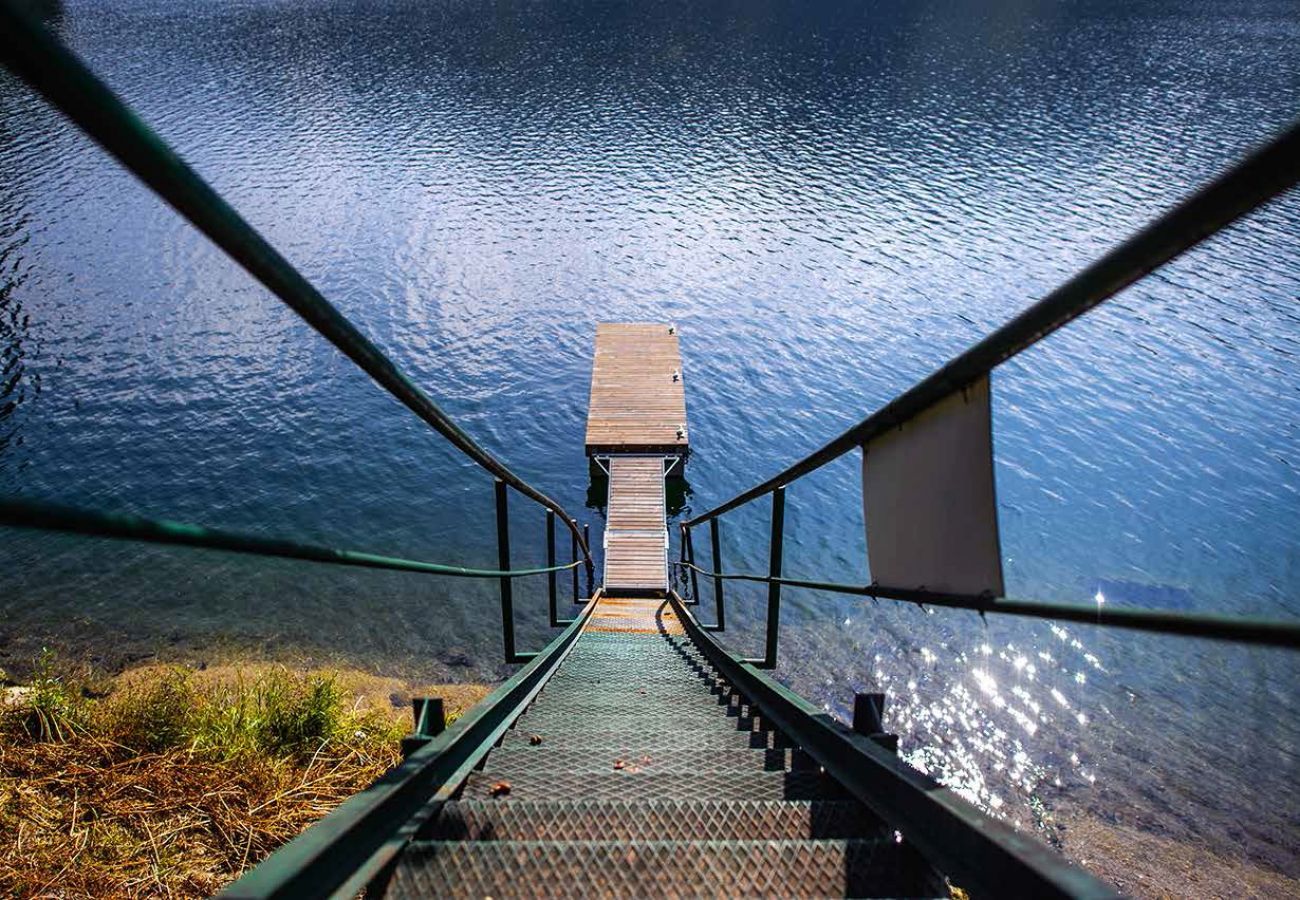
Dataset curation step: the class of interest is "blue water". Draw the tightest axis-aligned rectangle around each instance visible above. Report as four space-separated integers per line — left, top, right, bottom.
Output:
2 0 1298 887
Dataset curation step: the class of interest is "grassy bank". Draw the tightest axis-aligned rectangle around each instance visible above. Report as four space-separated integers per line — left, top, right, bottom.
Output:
0 655 488 897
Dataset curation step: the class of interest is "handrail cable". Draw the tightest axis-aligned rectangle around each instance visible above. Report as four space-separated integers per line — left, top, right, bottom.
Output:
673 560 1300 649
0 498 581 579
0 2 594 575
683 119 1300 528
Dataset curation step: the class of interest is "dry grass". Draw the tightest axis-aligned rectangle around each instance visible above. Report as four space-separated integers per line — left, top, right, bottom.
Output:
0 656 489 898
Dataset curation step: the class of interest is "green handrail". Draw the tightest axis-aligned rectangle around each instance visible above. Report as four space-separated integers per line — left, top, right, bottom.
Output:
682 118 1300 528
0 0 594 579
666 118 1300 659
0 498 580 579
674 560 1300 649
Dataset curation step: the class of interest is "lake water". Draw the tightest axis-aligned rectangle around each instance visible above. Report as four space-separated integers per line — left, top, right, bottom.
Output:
2 0 1298 890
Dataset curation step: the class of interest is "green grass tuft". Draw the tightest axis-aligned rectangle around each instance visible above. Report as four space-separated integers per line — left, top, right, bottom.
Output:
21 647 85 742
94 665 400 761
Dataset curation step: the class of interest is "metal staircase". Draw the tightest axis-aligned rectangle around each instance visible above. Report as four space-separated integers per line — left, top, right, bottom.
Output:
381 595 941 897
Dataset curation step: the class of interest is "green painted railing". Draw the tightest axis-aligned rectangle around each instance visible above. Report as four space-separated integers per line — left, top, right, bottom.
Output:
0 0 595 660
676 118 1300 663
0 498 581 581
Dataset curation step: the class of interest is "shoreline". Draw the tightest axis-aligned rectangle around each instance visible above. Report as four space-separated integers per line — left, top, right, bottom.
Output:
0 616 509 690
4 641 1297 898
1057 811 1300 899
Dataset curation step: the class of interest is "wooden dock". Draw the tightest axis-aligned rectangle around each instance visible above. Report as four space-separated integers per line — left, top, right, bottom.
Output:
587 323 688 594
585 323 688 458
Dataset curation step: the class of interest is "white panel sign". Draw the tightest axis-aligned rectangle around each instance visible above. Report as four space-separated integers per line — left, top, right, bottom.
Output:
862 375 1004 597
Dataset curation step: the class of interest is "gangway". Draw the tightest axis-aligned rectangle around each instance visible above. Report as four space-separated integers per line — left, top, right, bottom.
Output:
602 456 670 593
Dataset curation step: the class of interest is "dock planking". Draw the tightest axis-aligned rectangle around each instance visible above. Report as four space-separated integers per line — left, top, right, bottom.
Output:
585 323 688 457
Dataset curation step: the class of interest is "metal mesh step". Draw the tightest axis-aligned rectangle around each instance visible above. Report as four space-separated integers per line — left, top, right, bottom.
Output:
528 670 725 689
564 647 712 660
497 727 795 751
561 637 707 658
461 770 847 802
544 671 726 690
559 652 717 665
483 747 815 776
515 710 771 734
528 698 747 718
564 639 704 654
420 799 884 841
384 839 939 898
536 682 739 701
529 691 747 712
551 664 719 679
556 648 715 666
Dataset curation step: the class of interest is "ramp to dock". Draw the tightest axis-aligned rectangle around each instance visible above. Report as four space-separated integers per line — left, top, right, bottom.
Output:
603 457 669 593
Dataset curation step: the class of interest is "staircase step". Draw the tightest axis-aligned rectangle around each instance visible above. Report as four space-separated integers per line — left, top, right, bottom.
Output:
530 693 747 712
421 799 882 841
461 770 847 802
497 727 795 751
515 710 770 732
555 656 716 671
482 747 814 776
560 655 707 668
562 643 705 660
384 839 938 898
544 672 727 690
534 686 741 704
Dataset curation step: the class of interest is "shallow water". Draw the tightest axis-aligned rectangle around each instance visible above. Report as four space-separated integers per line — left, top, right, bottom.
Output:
2 0 1298 885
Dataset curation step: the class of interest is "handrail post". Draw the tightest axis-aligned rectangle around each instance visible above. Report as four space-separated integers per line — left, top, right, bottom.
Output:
583 523 594 597
495 479 515 662
710 517 725 631
570 524 580 603
761 487 785 669
684 525 701 605
546 510 558 627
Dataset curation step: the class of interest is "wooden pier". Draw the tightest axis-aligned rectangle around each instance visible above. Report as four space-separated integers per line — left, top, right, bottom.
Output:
585 323 688 458
586 323 688 594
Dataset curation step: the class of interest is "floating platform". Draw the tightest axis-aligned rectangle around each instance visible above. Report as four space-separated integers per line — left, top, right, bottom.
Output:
584 323 688 459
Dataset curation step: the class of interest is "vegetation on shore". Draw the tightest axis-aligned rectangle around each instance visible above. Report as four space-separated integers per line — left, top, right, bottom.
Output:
0 653 488 897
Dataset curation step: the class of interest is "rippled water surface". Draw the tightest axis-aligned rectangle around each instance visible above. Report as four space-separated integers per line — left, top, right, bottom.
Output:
2 0 1298 889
